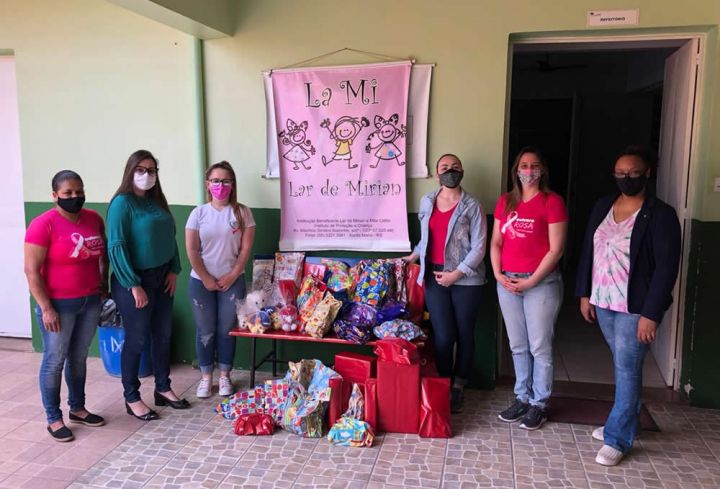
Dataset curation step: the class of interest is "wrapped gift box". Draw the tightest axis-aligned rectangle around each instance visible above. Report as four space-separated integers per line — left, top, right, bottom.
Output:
334 352 377 412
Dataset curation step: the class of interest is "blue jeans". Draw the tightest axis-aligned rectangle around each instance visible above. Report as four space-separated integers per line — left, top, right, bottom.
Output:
189 276 246 374
36 295 101 424
111 264 174 403
424 268 483 383
497 271 563 409
596 307 648 453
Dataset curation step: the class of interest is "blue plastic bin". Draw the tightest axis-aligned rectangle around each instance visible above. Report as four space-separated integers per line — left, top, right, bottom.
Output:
98 326 153 378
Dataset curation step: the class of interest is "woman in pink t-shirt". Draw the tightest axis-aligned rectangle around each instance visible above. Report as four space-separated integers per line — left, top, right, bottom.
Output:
24 171 108 442
490 147 567 431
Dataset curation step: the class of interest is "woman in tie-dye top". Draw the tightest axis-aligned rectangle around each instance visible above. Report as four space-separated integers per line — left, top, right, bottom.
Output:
576 145 681 467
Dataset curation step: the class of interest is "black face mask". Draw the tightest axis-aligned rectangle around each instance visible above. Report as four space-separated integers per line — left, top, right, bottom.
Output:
57 196 85 214
615 175 647 196
439 169 464 189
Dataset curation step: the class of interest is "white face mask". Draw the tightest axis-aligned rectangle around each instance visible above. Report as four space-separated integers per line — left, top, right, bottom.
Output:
134 172 157 191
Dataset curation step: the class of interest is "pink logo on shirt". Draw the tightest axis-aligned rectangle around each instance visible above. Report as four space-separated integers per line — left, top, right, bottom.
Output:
70 233 104 259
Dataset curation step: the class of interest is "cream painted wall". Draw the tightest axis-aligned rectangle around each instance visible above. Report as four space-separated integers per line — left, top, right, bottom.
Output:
0 0 201 206
204 0 720 220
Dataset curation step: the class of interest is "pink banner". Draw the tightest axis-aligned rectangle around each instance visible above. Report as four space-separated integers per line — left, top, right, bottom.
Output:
272 61 411 251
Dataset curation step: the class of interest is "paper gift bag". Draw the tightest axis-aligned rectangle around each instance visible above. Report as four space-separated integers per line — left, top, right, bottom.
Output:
375 338 420 433
418 376 452 438
363 378 378 431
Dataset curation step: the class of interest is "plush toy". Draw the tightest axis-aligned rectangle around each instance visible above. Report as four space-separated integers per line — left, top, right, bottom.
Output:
236 289 270 332
279 305 299 332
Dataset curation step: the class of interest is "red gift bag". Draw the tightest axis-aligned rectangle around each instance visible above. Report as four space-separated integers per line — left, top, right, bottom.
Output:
375 339 420 433
234 413 275 436
405 263 425 324
364 378 378 431
328 376 344 427
334 352 377 413
418 377 452 438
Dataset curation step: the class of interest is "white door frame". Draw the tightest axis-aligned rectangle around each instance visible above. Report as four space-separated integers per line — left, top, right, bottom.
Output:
503 31 707 391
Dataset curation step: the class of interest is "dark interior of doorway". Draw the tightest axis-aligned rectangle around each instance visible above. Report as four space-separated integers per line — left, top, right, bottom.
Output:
502 46 678 389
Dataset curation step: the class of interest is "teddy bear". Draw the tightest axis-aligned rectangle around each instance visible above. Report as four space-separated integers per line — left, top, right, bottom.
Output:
237 289 271 333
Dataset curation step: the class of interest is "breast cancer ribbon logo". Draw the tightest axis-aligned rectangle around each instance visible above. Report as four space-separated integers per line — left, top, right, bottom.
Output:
70 233 103 259
501 211 525 239
70 233 87 258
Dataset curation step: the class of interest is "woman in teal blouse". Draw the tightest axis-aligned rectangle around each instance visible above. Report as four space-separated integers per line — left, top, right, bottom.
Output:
107 150 189 420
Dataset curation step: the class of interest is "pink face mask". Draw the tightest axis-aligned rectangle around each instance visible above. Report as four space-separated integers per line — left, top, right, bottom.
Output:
209 182 232 200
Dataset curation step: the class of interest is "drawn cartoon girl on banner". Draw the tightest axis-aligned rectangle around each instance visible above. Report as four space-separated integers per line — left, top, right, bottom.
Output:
279 118 316 170
320 116 369 169
365 114 406 168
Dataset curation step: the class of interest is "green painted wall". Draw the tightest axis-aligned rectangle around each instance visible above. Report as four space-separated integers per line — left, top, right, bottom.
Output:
681 220 720 408
25 202 498 389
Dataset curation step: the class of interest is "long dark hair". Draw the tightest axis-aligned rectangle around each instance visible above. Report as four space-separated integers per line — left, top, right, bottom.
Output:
205 161 248 231
111 150 170 214
504 146 551 215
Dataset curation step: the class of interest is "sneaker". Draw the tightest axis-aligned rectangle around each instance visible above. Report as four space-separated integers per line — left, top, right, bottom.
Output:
519 405 547 430
450 387 464 414
219 376 234 397
196 377 212 398
592 426 640 442
595 444 624 466
498 400 530 423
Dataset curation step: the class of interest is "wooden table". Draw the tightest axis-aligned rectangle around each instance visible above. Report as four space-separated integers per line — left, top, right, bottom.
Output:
228 329 379 386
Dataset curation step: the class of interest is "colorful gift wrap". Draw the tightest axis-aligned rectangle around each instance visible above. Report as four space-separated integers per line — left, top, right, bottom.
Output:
297 275 327 328
375 338 420 434
303 262 327 281
273 252 305 288
344 383 365 420
245 310 271 334
376 300 408 324
305 294 342 338
352 260 393 307
418 376 452 438
234 413 275 436
373 319 426 341
264 379 291 425
215 386 265 420
334 319 373 345
321 259 353 292
282 383 326 438
327 416 375 447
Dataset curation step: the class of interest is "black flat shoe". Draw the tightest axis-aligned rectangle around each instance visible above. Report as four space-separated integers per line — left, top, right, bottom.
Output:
47 425 74 442
154 391 191 409
125 401 159 421
69 411 106 427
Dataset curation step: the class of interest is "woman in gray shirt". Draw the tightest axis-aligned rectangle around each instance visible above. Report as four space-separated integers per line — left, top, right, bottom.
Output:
186 161 256 398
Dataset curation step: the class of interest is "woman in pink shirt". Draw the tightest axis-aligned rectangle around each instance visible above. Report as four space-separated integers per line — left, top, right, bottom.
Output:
24 171 108 442
490 147 567 430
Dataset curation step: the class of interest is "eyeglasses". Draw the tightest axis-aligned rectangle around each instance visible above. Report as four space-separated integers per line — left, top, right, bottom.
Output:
135 167 158 176
208 179 234 186
613 170 645 179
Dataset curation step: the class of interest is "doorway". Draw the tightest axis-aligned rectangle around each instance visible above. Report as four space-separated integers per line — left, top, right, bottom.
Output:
501 35 702 391
0 55 31 338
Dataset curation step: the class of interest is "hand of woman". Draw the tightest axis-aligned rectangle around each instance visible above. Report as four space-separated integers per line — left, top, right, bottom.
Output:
580 297 596 323
164 273 177 297
401 253 419 264
217 271 240 291
201 275 219 291
41 306 61 333
495 273 516 292
131 286 149 308
637 316 658 344
433 270 463 287
509 277 536 294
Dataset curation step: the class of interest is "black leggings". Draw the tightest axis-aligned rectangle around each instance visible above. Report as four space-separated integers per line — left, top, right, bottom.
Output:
424 270 483 382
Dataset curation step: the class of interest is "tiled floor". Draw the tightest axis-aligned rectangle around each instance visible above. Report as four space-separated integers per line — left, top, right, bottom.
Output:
0 340 719 488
